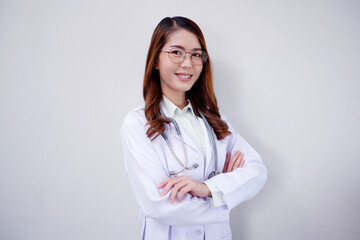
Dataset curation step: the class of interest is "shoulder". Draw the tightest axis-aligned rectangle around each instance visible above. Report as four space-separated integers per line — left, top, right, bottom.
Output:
219 110 229 122
121 104 148 131
123 104 146 124
218 110 239 141
219 110 233 131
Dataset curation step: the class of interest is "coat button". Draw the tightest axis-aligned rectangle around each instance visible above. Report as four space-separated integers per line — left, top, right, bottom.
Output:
196 229 202 235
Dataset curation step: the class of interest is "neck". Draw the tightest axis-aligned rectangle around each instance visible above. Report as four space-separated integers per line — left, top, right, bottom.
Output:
163 92 187 110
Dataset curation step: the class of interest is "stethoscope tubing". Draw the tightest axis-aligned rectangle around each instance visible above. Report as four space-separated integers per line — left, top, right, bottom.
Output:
160 109 219 179
198 111 220 179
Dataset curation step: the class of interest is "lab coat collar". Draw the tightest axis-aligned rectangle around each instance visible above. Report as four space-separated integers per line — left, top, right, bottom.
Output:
159 97 202 154
159 97 215 177
161 95 196 118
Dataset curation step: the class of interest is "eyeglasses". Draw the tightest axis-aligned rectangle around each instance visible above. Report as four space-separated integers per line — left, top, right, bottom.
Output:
161 48 208 66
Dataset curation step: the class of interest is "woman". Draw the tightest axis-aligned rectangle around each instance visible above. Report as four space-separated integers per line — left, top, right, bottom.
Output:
120 16 267 240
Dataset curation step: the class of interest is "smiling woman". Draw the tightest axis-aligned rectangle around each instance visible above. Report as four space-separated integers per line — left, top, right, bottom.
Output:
155 29 204 108
120 16 267 240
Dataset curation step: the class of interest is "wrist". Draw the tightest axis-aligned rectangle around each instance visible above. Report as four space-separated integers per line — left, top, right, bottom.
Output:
202 183 212 197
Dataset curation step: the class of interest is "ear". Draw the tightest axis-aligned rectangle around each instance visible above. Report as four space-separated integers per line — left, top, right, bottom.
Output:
154 58 159 69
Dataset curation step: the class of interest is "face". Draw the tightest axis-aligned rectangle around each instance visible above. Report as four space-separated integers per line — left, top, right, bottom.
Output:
155 29 203 98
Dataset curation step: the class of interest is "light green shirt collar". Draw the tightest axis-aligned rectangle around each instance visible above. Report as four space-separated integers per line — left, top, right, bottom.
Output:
162 95 196 118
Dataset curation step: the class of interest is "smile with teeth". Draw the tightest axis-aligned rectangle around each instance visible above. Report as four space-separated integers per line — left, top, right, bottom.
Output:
176 73 193 79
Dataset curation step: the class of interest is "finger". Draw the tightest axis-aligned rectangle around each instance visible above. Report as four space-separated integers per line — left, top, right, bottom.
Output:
160 178 182 197
222 152 231 173
157 178 171 188
169 181 188 204
239 153 245 168
231 152 244 171
232 157 241 171
177 184 193 203
227 151 241 172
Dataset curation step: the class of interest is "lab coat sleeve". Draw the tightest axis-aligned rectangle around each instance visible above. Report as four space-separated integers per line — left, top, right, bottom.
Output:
120 111 229 226
205 115 267 211
203 180 226 208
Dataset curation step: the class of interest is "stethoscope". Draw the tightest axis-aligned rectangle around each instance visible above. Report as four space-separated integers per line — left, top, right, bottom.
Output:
160 110 220 179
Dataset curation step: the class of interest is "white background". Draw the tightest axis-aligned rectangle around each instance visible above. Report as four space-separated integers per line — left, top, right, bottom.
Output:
0 0 359 239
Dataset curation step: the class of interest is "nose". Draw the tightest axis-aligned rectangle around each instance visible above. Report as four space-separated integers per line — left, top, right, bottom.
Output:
180 53 193 68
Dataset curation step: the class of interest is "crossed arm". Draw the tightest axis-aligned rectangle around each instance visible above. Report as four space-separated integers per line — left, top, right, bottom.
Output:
157 151 245 204
121 111 266 225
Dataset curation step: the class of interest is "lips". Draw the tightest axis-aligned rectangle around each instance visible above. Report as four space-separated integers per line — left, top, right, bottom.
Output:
175 73 193 81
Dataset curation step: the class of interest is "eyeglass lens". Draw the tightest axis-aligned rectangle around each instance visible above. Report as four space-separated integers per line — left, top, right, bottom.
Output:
168 49 207 65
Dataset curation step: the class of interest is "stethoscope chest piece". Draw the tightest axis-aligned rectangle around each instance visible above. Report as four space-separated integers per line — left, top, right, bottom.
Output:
161 109 219 178
208 171 220 179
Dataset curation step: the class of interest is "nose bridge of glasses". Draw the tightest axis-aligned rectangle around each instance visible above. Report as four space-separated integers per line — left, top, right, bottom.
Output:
176 51 191 66
183 51 192 59
183 51 196 64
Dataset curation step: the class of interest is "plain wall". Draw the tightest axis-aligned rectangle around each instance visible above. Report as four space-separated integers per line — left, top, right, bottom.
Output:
0 0 359 239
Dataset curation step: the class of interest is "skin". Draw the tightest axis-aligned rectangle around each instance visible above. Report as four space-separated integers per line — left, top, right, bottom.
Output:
155 29 203 109
155 29 245 204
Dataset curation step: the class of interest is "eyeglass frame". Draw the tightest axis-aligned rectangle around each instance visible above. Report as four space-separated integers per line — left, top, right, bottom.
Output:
160 48 208 66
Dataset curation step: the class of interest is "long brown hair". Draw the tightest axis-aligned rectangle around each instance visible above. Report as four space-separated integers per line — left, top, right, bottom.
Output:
143 16 231 140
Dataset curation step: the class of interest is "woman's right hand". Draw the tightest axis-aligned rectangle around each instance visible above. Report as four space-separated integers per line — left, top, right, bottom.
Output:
222 151 245 173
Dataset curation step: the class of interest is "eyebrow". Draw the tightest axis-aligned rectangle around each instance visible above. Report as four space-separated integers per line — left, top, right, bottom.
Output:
169 45 202 51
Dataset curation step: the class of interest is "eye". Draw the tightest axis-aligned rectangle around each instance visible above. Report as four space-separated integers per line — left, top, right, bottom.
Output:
170 49 183 55
192 52 202 58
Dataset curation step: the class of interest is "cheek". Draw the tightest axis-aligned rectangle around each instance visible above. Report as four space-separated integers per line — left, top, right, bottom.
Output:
195 66 203 77
158 65 175 82
158 59 174 74
160 66 174 79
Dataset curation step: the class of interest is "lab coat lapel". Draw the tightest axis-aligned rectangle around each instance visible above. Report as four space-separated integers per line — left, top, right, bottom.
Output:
160 103 199 153
198 117 214 174
172 124 199 153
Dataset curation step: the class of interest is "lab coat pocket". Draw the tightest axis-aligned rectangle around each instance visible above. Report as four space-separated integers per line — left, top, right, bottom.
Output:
221 221 232 240
142 217 170 240
205 221 232 240
141 216 146 240
221 232 232 240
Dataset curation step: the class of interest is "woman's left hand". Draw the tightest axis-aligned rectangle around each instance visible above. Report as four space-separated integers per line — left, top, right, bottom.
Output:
157 176 211 204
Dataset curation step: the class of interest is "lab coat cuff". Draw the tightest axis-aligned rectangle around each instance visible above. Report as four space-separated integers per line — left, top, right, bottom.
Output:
204 180 227 208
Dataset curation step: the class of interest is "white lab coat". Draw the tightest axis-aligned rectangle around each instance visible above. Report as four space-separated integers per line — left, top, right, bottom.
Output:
120 104 267 240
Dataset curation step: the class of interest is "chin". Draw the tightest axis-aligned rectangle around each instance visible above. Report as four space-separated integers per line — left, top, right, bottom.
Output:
178 83 195 92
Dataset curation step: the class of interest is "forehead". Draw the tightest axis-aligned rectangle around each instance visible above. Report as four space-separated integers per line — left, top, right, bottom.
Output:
163 29 201 50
